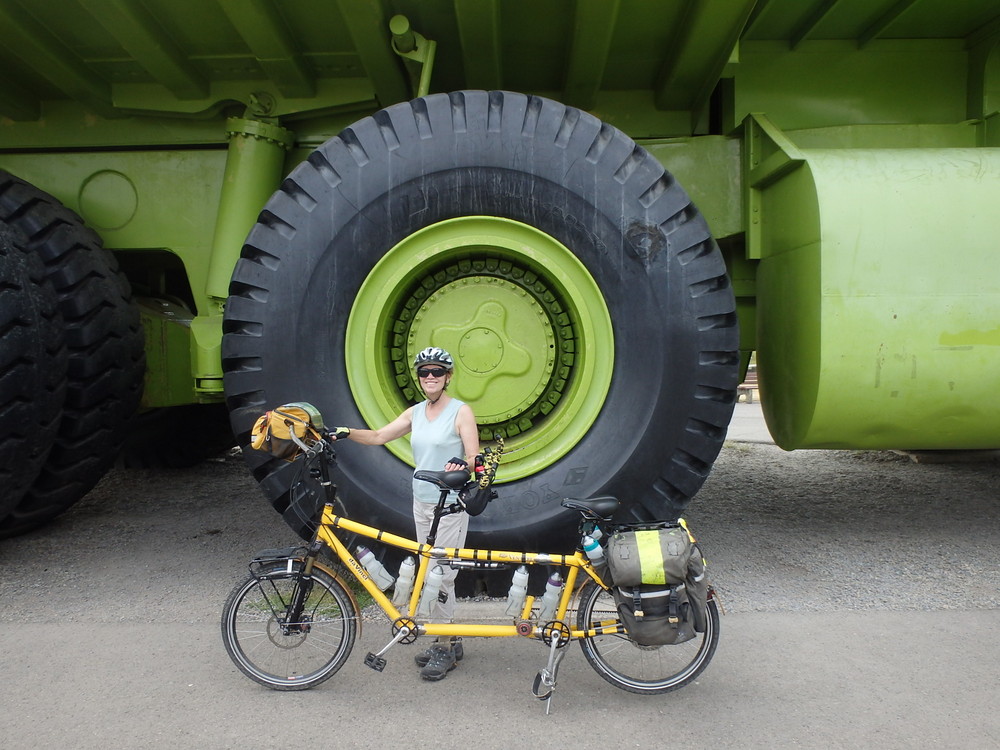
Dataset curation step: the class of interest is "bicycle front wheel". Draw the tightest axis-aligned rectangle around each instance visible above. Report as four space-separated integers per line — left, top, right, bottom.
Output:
576 580 719 695
221 563 358 690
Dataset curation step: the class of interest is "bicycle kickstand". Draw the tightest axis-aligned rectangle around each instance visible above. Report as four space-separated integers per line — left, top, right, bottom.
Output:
531 631 567 715
364 625 414 672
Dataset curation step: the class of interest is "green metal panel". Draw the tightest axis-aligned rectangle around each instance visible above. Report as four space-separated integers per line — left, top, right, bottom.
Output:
0 149 227 313
137 298 196 408
0 0 761 136
752 119 1000 449
732 40 970 133
1 0 997 132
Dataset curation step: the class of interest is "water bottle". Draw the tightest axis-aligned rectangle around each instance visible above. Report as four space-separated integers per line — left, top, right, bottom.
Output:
391 556 416 607
589 526 603 542
536 571 563 622
582 535 605 564
417 564 446 617
504 565 530 617
356 546 395 591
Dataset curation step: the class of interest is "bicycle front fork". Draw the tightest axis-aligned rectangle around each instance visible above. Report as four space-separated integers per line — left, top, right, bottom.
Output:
281 539 325 632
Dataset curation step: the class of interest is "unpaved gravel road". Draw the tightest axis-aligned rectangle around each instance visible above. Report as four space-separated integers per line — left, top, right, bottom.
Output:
1 429 998 748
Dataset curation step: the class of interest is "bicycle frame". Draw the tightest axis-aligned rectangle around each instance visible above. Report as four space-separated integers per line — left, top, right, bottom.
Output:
296 432 613 643
316 503 611 641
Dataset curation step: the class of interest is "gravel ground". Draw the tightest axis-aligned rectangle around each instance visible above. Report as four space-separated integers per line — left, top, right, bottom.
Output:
1 440 997 622
691 443 1000 614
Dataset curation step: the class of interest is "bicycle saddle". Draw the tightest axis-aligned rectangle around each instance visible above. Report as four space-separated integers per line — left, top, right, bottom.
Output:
413 469 472 491
560 495 619 519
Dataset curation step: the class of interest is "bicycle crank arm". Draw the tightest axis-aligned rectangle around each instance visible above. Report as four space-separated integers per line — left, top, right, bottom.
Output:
364 625 414 672
531 631 567 713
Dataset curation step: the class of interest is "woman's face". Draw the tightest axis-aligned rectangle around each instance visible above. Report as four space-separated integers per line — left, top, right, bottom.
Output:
416 364 450 397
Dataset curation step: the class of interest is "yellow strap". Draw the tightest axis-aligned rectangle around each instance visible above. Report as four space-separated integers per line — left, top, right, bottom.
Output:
250 412 272 450
678 517 696 543
678 517 706 566
635 529 665 585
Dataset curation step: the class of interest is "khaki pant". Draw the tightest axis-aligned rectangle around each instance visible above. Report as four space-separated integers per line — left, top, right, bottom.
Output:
412 498 469 623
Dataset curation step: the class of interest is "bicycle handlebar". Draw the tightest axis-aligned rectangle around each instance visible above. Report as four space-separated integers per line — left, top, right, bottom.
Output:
308 430 504 490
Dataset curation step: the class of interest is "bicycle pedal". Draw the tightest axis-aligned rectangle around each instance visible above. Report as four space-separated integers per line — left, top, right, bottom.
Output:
531 671 553 700
364 652 387 672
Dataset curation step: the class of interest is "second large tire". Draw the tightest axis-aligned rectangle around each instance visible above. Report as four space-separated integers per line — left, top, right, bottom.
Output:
224 91 738 549
0 221 67 519
0 171 145 537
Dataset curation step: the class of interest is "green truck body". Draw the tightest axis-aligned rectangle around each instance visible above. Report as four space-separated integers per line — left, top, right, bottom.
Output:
1 0 997 537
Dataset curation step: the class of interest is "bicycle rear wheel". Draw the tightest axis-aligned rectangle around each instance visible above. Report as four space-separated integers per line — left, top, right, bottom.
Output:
221 563 357 690
576 580 719 694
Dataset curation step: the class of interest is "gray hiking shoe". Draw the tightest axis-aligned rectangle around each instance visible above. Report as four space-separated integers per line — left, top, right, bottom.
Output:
418 644 459 681
414 639 464 668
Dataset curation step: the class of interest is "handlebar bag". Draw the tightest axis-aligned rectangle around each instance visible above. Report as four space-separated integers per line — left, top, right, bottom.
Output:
457 482 497 516
455 444 503 515
250 402 324 460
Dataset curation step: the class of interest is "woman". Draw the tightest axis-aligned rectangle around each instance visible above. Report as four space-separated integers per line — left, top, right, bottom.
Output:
340 347 479 681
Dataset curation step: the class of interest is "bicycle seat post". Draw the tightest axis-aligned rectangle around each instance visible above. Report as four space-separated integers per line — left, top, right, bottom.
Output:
424 489 452 545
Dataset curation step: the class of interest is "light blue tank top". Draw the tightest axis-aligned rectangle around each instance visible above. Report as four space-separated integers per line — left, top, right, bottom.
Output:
411 398 466 504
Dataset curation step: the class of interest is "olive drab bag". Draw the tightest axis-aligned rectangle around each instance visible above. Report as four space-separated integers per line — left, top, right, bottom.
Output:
250 402 325 460
606 521 693 586
607 519 710 644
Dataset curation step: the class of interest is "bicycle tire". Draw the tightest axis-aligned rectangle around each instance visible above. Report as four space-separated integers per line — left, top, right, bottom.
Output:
221 563 357 690
575 579 719 695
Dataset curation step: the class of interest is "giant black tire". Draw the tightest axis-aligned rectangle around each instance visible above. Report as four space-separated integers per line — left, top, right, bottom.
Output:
224 91 738 549
0 171 145 537
0 221 67 519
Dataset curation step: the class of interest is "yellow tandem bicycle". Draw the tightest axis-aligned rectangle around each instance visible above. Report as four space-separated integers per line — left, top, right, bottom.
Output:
221 424 719 707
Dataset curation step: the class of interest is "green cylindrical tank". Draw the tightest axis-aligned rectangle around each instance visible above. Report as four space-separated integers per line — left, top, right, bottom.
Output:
756 146 1000 449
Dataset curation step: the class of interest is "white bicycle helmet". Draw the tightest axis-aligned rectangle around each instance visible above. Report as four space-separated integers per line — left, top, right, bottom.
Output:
412 347 454 370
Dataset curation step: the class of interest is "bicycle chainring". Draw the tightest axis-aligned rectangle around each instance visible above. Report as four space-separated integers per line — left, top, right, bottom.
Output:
540 621 571 647
391 617 419 644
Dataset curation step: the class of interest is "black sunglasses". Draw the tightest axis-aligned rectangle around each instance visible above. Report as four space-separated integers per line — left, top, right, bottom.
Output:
417 367 448 379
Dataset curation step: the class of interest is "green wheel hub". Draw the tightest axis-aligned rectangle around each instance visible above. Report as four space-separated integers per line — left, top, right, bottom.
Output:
346 216 613 481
